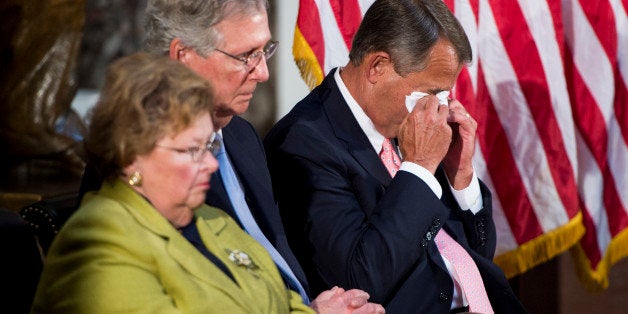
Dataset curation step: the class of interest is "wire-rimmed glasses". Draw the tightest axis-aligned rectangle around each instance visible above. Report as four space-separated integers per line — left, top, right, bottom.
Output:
156 132 221 162
214 40 279 71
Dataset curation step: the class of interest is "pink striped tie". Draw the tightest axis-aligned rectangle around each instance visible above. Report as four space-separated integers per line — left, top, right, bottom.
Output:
379 138 401 176
435 230 494 313
378 137 492 312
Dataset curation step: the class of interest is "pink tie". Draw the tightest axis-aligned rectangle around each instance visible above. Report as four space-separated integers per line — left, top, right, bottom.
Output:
378 138 493 313
379 138 401 177
435 230 494 313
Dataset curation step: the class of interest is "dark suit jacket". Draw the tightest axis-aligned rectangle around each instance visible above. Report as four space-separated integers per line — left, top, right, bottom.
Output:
264 69 526 313
79 116 309 296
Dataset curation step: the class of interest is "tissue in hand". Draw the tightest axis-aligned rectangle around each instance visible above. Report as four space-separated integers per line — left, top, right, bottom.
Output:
404 91 450 112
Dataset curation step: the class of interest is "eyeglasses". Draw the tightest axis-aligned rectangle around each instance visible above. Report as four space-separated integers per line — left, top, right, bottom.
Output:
156 133 221 163
214 40 278 71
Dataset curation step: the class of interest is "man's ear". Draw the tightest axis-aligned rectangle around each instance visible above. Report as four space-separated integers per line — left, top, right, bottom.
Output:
365 51 393 84
169 38 188 63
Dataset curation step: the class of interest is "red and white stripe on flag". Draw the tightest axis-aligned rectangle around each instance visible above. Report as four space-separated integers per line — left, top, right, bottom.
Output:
293 0 628 291
562 0 628 290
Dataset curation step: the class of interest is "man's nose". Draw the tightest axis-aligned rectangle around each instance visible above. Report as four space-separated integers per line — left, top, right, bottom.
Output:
248 57 270 82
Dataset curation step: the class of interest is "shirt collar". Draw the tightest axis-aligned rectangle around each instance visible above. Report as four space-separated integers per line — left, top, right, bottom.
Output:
334 68 386 153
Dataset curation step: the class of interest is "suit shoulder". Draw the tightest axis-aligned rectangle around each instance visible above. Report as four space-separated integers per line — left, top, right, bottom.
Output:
266 98 330 145
224 116 265 148
225 116 257 135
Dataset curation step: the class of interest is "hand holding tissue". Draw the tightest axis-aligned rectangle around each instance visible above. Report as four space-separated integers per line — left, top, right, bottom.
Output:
405 91 450 112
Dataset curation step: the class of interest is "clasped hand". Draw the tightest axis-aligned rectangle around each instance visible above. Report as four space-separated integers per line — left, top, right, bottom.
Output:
398 95 477 189
310 286 385 314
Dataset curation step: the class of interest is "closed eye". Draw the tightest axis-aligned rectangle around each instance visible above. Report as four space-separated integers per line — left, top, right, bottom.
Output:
183 146 202 154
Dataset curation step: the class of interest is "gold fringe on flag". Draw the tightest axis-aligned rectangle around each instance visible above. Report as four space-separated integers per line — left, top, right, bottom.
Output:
494 212 585 279
571 226 628 292
292 26 324 90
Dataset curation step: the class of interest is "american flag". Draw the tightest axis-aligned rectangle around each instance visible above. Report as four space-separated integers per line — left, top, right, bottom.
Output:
292 0 628 291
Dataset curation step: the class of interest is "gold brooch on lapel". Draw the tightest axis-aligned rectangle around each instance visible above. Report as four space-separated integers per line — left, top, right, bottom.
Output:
226 249 259 278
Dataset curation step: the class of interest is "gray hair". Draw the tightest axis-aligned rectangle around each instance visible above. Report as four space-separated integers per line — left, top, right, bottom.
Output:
143 0 269 57
349 0 472 76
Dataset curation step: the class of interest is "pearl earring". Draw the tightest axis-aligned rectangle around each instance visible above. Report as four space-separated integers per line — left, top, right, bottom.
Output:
128 171 143 187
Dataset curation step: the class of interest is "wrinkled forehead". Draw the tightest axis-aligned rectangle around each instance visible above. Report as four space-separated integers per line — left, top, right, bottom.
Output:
213 10 270 49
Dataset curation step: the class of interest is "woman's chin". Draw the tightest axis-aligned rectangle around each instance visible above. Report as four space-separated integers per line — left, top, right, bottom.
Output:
189 195 207 211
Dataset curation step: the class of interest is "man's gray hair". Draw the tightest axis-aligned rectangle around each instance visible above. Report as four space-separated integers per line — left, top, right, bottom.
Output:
349 0 472 76
143 0 269 57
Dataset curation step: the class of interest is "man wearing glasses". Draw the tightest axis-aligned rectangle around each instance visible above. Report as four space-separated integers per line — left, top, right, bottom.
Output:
79 0 382 312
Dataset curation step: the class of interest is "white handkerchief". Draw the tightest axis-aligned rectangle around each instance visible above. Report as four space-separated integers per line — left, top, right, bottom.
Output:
405 91 450 112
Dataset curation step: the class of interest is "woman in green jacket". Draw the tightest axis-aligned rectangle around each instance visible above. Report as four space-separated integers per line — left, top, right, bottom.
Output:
31 53 382 314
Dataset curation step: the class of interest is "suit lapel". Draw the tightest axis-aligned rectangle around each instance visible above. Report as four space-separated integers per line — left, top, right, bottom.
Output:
321 70 392 186
222 126 271 207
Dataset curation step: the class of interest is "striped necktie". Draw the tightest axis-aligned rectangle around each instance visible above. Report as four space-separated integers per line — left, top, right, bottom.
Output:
379 137 493 312
435 231 493 313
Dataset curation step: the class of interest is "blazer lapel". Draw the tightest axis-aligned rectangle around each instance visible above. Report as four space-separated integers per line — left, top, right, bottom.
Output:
164 221 233 287
321 70 392 186
105 182 249 308
164 216 256 311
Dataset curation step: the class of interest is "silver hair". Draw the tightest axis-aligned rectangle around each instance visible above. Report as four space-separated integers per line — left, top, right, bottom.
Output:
143 0 269 57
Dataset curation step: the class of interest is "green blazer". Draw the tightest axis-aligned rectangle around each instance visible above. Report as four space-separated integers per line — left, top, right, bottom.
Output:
32 179 314 313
